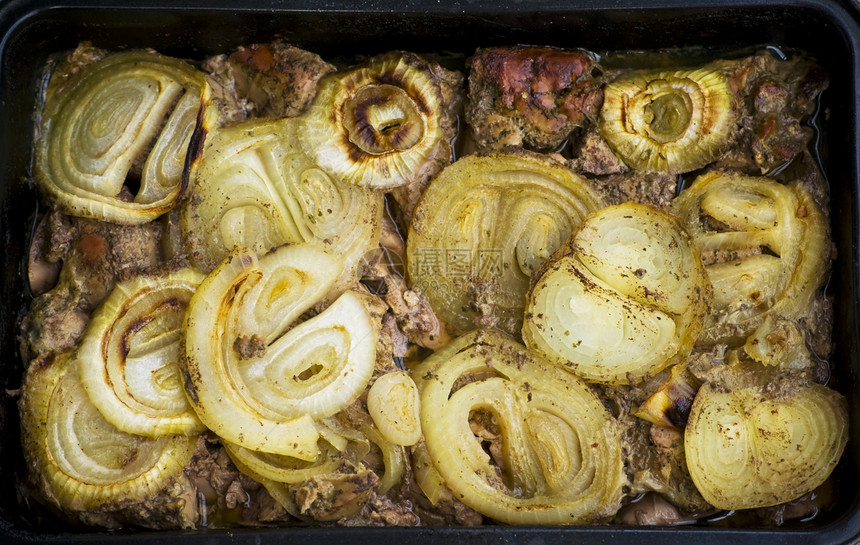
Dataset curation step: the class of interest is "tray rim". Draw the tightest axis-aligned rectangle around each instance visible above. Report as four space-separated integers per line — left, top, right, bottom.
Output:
1 0 859 543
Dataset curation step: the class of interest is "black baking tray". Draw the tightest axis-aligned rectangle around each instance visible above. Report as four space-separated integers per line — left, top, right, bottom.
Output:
1 0 859 543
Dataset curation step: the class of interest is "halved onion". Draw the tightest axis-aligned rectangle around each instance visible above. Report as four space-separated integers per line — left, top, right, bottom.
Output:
181 83 383 289
35 51 204 224
299 51 461 190
180 244 381 460
19 351 196 512
685 379 847 509
75 269 205 437
411 329 625 524
407 151 604 336
671 171 830 346
523 203 711 384
599 63 737 173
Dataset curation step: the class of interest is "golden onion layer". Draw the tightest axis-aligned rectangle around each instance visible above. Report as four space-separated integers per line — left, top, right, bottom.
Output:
599 63 737 173
36 51 204 224
523 203 711 384
180 244 382 460
407 151 604 336
671 170 830 347
19 351 196 512
75 269 206 437
411 329 626 524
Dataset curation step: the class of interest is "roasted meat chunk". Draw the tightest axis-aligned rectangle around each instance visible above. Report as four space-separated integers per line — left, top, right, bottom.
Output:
466 46 602 151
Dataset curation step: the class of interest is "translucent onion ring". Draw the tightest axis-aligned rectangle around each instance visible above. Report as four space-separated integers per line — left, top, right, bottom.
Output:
182 86 383 288
407 151 604 336
411 329 625 524
670 170 830 346
76 269 206 437
180 244 381 460
599 63 737 173
19 351 196 512
685 380 847 509
299 51 460 190
36 51 204 224
523 203 711 384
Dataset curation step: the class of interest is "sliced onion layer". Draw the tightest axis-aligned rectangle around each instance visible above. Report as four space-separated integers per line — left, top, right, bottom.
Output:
299 52 461 190
407 151 604 336
20 351 196 512
523 203 711 384
411 329 625 524
180 244 381 460
75 269 205 437
182 85 383 290
36 51 204 223
600 63 737 173
671 171 830 346
685 380 847 509
367 371 421 446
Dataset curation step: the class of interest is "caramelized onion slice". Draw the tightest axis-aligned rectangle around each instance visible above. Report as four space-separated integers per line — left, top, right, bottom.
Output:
76 269 205 437
19 351 196 512
180 244 381 460
671 171 830 345
600 63 737 173
299 51 460 190
36 51 204 224
407 152 604 336
411 329 625 524
182 84 383 289
685 380 847 509
523 203 711 384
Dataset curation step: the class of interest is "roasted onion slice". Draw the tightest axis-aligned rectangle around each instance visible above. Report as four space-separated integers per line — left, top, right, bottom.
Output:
182 86 383 287
19 351 196 512
412 329 625 524
181 244 381 460
685 379 847 509
299 51 460 190
36 51 204 224
225 438 356 486
407 152 604 336
599 64 737 173
76 269 205 437
671 171 830 346
367 370 421 446
523 203 711 384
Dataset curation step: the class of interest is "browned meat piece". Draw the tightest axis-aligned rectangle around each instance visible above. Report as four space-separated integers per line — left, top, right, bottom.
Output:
395 457 484 527
800 294 834 361
376 313 409 373
622 415 712 514
341 491 421 526
41 42 108 106
362 214 453 350
203 41 336 124
182 437 290 527
20 209 164 361
753 487 833 526
588 170 677 209
570 125 628 175
289 467 380 521
466 46 603 151
712 51 828 173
